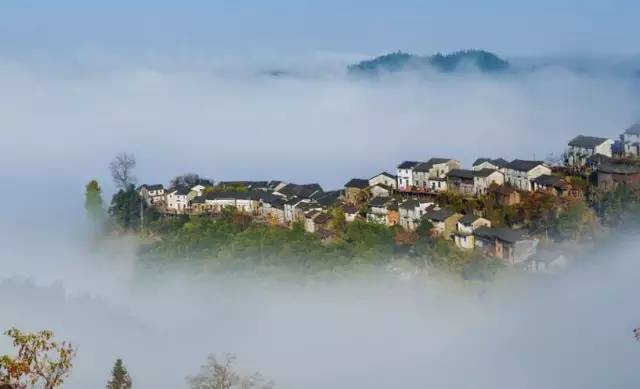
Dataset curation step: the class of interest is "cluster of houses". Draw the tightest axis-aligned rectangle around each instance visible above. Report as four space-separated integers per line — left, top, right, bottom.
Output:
138 124 640 272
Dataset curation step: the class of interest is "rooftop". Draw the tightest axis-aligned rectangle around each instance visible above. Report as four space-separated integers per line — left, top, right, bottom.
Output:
344 178 370 189
507 159 545 172
568 135 611 149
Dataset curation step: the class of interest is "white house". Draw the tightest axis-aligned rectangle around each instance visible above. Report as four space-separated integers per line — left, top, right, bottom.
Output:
473 169 505 195
139 184 165 206
367 196 390 224
190 184 207 197
504 160 552 191
369 172 397 189
399 199 433 231
412 158 461 192
566 135 614 167
166 186 191 214
204 191 257 213
472 158 509 172
396 161 419 190
342 204 359 222
453 214 491 250
369 184 393 198
620 124 640 157
284 197 310 223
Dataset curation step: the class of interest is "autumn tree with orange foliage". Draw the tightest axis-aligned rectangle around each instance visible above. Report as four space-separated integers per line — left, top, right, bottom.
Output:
0 328 75 389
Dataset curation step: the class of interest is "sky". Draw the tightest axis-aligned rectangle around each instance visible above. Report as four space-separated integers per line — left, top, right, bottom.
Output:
1 1 639 57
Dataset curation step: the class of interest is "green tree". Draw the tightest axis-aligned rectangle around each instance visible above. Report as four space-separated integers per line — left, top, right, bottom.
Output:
109 184 143 231
106 359 132 389
85 179 105 225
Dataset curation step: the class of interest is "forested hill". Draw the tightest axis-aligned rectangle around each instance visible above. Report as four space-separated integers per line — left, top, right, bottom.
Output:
348 50 510 75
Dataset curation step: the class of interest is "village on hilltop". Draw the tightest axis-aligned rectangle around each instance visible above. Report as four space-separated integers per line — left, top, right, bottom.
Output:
138 124 640 272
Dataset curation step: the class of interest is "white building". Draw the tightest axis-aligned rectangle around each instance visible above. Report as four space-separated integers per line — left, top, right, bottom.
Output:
472 158 509 172
473 169 505 195
504 160 552 192
396 161 419 190
139 184 165 206
412 158 461 192
166 186 191 214
453 214 491 250
566 135 613 167
399 199 433 231
620 124 640 157
369 172 397 189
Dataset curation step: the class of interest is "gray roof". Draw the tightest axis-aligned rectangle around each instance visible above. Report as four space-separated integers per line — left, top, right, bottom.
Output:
370 171 397 180
459 214 479 225
344 178 369 189
315 190 342 206
507 159 545 172
624 124 640 135
142 184 164 191
400 198 420 210
424 208 456 222
191 195 205 204
413 158 454 173
168 186 191 196
368 196 390 207
532 175 567 189
474 227 527 244
473 158 509 168
568 135 611 149
598 161 640 175
447 169 474 180
473 168 500 178
205 191 252 200
397 161 419 169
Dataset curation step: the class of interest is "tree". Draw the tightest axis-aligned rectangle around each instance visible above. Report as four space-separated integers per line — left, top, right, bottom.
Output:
171 173 213 189
85 179 105 225
109 184 143 231
109 153 137 190
187 354 274 389
0 328 75 389
106 359 132 389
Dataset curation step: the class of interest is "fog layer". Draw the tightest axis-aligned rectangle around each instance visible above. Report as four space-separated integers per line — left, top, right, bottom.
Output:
1 55 639 388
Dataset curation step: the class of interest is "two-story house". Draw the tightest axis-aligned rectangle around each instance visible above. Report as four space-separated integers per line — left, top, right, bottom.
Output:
369 172 397 189
367 196 390 224
566 135 614 167
446 169 475 195
473 169 505 195
413 158 462 192
139 184 165 206
620 124 640 157
396 161 419 190
399 199 433 231
504 160 551 191
472 158 509 172
422 208 462 238
453 214 491 250
165 186 191 214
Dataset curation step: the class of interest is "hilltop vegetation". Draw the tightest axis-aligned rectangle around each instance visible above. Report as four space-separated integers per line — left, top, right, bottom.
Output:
348 49 510 75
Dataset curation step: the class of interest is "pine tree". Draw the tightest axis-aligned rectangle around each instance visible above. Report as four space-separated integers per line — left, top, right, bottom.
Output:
85 179 105 224
106 358 132 389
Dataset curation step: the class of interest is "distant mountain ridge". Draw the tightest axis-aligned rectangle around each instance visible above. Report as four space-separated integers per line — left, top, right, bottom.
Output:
348 49 510 75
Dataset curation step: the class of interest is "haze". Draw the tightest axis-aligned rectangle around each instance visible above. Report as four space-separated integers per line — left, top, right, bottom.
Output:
1 1 640 388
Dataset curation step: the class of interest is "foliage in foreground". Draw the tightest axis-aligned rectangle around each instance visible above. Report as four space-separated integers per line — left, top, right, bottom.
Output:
0 328 75 389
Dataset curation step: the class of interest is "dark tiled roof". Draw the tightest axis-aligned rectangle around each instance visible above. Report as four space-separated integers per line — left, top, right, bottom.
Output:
191 196 205 204
305 210 320 219
400 198 420 210
314 213 331 224
142 184 164 191
598 161 640 175
368 196 390 207
447 169 474 179
315 190 342 206
342 204 359 214
473 158 509 168
344 178 369 189
507 159 545 172
424 208 455 222
413 158 454 173
278 183 323 198
473 168 500 178
397 161 419 169
168 186 191 196
532 175 567 189
205 191 252 200
624 124 640 135
568 135 610 149
370 171 397 180
474 227 527 243
459 214 479 225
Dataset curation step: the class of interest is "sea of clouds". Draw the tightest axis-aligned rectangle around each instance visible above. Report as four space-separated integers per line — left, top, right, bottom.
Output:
1 52 639 388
